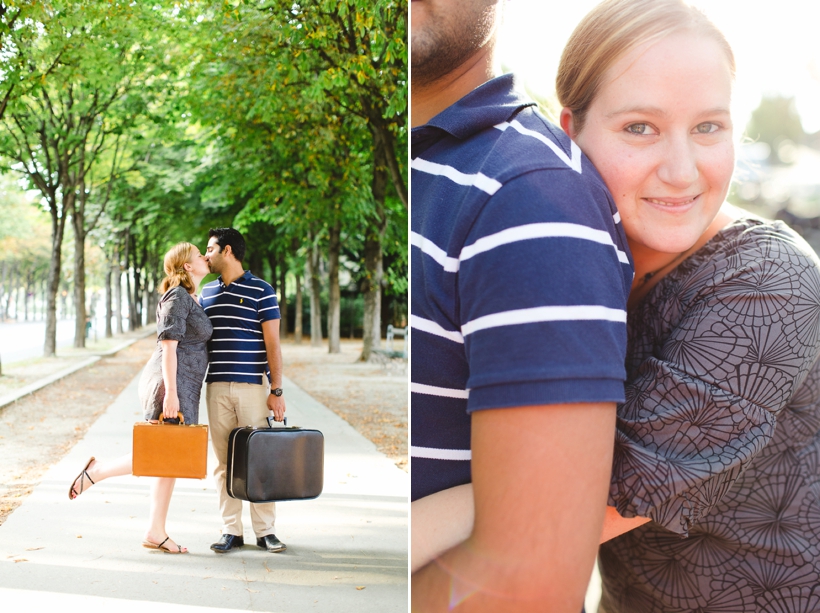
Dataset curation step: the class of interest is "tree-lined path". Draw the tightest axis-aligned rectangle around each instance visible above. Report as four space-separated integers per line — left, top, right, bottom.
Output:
0 0 407 361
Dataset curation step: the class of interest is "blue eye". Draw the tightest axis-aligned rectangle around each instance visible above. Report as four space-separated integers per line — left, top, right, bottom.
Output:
695 122 719 134
626 123 652 135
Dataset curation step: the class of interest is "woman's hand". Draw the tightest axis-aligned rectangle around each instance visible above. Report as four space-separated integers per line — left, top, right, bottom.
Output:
163 389 180 420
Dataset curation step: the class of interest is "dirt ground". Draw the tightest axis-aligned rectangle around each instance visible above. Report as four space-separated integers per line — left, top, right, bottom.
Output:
0 333 408 527
281 338 408 471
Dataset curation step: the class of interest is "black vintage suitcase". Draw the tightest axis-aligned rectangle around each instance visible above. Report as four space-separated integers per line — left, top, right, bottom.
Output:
226 417 324 502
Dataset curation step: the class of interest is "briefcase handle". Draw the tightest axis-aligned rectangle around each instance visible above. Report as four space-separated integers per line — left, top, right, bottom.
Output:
267 416 287 428
159 413 185 425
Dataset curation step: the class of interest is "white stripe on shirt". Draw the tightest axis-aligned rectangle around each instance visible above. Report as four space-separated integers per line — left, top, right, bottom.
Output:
211 360 268 365
462 305 627 337
210 314 260 324
411 382 469 399
213 326 263 334
210 291 262 302
411 446 471 461
410 232 460 272
232 282 266 292
410 314 464 344
204 303 256 314
460 222 630 265
411 157 502 195
495 120 583 174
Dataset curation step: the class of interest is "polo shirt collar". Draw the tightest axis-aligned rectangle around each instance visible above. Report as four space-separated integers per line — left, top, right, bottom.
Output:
218 270 252 288
411 74 535 158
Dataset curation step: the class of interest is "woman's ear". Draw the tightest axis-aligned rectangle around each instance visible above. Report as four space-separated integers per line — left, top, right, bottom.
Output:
560 108 575 139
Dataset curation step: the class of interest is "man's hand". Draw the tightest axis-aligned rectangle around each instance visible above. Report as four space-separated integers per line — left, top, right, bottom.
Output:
267 393 286 423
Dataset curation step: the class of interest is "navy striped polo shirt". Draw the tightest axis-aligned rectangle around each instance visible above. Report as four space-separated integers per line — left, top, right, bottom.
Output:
200 270 280 385
411 74 634 501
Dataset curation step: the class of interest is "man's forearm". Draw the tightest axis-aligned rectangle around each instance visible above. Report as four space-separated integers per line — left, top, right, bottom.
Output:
412 402 616 612
266 344 283 387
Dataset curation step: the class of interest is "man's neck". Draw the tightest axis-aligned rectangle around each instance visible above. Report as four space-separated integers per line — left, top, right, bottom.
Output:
220 264 246 287
411 47 496 128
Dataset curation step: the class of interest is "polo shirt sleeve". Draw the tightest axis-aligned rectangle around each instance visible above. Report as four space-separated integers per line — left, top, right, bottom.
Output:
460 168 629 412
157 286 191 342
257 283 281 323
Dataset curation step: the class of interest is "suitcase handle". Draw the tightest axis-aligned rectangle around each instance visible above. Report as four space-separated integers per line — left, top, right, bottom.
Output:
267 416 287 428
159 413 185 425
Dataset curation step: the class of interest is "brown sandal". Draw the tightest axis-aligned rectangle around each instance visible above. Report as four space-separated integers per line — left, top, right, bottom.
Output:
142 536 188 554
68 457 95 500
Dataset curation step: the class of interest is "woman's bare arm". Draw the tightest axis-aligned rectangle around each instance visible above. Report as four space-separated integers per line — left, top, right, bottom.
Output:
412 484 650 572
412 484 475 572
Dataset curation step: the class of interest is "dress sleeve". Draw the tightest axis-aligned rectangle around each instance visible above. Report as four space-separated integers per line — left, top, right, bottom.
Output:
610 229 820 536
156 286 191 342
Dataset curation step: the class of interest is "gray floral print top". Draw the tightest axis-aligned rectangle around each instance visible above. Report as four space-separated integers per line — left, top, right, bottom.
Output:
600 217 820 613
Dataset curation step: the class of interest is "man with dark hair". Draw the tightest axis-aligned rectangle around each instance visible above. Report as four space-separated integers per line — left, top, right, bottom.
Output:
201 227 287 554
410 0 633 610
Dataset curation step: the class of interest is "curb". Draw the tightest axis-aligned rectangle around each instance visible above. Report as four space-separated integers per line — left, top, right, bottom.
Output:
0 328 156 410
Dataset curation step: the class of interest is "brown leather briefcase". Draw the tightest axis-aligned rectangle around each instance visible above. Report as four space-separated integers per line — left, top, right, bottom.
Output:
132 414 208 479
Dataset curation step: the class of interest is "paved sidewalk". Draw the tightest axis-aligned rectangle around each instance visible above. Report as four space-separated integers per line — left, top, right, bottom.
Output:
0 370 408 612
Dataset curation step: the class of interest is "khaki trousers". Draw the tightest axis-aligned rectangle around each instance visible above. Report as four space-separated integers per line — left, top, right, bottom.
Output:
206 381 276 538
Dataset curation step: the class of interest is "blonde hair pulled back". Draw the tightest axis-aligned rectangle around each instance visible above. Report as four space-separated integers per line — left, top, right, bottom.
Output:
556 0 735 134
158 242 197 295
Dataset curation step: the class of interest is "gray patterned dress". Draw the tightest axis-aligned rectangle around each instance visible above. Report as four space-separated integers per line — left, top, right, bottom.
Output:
138 285 213 425
600 217 820 612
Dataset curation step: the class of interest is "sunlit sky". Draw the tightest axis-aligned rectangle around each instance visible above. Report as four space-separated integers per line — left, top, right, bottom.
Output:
496 0 820 135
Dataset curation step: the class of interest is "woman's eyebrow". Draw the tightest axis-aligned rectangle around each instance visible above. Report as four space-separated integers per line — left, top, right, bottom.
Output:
606 105 730 118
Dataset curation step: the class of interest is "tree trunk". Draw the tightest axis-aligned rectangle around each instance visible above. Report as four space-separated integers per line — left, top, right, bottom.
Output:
24 270 32 321
115 243 123 334
44 197 69 357
3 264 16 319
327 219 341 354
308 244 323 347
72 215 87 348
360 140 388 361
105 264 113 338
278 256 288 340
294 273 303 344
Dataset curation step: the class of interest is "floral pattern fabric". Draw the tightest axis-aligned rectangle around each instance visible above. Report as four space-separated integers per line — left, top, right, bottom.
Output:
600 217 820 612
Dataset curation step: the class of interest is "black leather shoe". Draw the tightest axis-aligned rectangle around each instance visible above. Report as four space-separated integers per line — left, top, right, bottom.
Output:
256 534 286 553
210 534 244 553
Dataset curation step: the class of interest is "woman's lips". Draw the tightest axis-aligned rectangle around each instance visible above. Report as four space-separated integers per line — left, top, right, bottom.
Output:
644 195 699 207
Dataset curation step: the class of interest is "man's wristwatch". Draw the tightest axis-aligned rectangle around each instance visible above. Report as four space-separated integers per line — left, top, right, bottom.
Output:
270 387 284 397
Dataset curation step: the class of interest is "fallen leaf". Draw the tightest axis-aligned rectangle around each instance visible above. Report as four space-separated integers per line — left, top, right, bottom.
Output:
356 586 365 590
25 547 44 551
264 562 272 573
14 559 27 563
247 589 259 593
76 535 82 538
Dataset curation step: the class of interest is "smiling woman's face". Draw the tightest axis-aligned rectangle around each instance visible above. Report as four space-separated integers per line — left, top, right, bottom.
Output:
566 32 735 261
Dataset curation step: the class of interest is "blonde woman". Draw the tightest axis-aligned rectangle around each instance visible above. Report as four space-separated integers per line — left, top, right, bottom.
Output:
68 242 212 555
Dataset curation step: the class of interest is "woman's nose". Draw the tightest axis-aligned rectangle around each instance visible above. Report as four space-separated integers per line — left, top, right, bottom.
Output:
657 134 699 188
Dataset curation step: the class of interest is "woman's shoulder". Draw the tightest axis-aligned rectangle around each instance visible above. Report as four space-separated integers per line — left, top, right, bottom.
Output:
159 285 194 308
715 213 820 263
